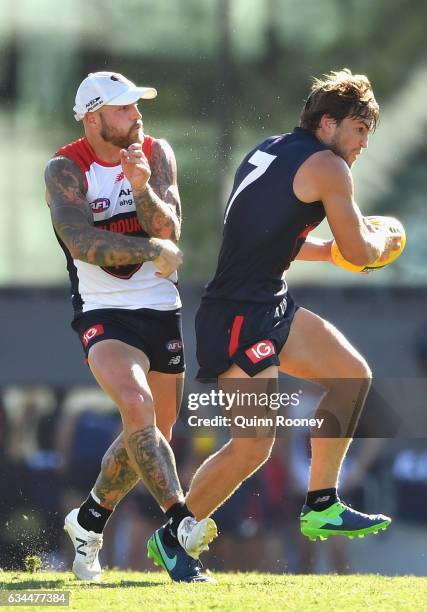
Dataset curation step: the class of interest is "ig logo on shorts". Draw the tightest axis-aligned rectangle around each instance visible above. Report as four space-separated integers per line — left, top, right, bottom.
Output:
245 340 275 364
81 324 105 347
166 339 182 353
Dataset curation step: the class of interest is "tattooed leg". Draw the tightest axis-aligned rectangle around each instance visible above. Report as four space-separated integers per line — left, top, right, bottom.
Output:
127 425 183 509
92 372 183 510
93 433 140 511
94 427 183 511
88 340 184 511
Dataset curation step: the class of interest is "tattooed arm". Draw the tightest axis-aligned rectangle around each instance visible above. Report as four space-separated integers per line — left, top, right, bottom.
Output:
121 139 181 242
45 156 182 274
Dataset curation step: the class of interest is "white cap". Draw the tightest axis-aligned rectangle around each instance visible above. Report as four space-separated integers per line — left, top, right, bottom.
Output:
73 71 157 121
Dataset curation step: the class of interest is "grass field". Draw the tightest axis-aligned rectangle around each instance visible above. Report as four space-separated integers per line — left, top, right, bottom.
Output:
1 571 426 611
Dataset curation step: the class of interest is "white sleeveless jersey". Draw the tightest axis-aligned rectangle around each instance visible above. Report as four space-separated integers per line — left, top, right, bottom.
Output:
54 136 181 314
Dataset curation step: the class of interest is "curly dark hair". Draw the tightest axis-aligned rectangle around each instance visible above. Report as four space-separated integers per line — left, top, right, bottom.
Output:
300 68 379 133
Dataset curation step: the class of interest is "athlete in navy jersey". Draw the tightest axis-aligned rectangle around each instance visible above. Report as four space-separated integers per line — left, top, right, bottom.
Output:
182 69 403 554
206 129 327 303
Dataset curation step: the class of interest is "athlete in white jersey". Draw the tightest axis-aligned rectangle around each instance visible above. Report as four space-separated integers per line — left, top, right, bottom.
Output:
44 71 216 583
54 132 181 312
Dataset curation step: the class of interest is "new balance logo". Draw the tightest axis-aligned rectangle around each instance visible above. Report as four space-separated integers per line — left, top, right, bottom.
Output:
168 356 181 366
314 496 331 504
89 509 101 518
115 171 125 183
76 537 87 556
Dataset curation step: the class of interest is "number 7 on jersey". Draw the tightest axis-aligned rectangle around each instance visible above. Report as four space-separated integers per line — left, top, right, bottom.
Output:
224 150 277 223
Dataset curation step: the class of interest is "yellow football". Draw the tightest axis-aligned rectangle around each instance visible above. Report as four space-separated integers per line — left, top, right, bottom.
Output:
331 216 406 273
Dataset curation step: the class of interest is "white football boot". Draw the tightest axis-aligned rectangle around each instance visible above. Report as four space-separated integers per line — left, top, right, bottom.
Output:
177 516 218 560
64 508 103 582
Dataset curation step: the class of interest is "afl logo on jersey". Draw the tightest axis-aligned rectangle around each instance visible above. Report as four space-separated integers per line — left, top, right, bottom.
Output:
91 198 111 213
245 340 275 364
166 339 182 353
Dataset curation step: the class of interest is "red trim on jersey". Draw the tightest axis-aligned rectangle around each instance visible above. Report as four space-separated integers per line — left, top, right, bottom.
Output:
54 134 155 192
56 137 116 169
299 222 319 241
100 263 143 279
54 137 92 192
228 315 245 357
142 135 153 165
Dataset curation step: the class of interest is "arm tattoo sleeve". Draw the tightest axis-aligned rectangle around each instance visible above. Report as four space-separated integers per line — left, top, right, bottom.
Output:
127 425 182 507
93 434 140 509
133 139 181 242
45 156 162 266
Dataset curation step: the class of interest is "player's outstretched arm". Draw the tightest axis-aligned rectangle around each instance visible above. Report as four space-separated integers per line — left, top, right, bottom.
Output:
45 156 182 274
120 139 181 242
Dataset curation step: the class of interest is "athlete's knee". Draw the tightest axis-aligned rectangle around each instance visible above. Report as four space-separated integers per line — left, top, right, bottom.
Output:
230 437 274 472
323 354 372 390
117 386 155 422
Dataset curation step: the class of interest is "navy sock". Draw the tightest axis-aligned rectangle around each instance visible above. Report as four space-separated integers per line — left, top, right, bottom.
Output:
77 493 113 534
305 488 338 511
163 502 194 547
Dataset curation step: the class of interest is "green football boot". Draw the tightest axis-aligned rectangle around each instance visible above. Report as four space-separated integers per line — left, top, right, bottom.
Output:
300 501 391 541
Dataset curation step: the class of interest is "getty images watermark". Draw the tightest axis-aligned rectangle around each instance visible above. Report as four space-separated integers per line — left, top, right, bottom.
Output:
186 389 325 430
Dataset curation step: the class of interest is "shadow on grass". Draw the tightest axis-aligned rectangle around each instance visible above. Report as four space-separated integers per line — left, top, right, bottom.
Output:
1 580 67 590
90 581 163 588
1 579 163 590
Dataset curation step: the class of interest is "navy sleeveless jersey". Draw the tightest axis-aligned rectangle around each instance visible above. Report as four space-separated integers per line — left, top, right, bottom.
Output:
204 128 328 303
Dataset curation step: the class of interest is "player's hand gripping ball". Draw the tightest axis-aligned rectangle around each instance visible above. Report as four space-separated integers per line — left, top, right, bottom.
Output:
331 216 406 273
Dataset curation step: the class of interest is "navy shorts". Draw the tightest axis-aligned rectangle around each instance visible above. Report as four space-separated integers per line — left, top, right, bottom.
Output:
72 307 185 374
195 293 298 379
